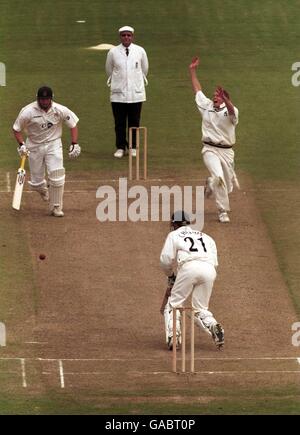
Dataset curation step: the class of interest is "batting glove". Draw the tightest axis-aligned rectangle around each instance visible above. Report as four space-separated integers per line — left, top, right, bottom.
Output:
68 143 81 159
17 143 30 157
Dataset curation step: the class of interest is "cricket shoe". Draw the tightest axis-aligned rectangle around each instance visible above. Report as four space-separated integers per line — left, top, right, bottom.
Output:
51 206 64 217
218 211 230 223
167 335 181 351
130 149 137 157
114 149 125 158
210 323 225 350
39 187 49 202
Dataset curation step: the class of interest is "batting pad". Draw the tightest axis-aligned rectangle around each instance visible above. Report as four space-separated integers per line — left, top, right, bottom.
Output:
49 168 65 209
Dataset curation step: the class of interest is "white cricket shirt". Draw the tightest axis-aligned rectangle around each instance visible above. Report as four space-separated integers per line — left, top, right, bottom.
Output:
195 91 238 146
160 226 218 276
13 101 79 146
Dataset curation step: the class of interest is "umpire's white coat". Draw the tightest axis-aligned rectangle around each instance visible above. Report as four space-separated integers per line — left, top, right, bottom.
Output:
106 43 149 103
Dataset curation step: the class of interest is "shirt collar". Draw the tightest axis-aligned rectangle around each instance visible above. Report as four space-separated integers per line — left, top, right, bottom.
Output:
213 102 226 112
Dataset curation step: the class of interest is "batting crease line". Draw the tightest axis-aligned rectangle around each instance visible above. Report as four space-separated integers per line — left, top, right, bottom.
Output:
1 357 299 362
40 370 300 376
35 356 300 362
0 172 299 189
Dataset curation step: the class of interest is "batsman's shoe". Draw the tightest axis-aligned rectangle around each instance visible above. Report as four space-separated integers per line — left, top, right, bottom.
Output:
167 335 181 351
39 188 49 202
218 211 230 223
210 323 225 349
51 206 64 217
114 149 125 158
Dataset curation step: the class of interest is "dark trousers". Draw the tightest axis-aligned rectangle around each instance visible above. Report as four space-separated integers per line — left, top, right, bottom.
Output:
111 102 143 150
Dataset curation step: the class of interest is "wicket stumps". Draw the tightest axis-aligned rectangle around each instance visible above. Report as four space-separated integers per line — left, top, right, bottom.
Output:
129 127 148 180
172 307 195 373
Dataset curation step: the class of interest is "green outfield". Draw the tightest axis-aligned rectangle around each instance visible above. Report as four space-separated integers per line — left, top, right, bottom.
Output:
0 0 300 414
1 386 300 415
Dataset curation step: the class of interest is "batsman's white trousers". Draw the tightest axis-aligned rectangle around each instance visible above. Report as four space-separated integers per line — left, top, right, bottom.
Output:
202 145 235 212
169 260 217 311
27 139 64 187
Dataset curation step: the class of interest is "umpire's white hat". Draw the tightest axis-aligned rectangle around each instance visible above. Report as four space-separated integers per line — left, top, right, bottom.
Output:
119 25 134 33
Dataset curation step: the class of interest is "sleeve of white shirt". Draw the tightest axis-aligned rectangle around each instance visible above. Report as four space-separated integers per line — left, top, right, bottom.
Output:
195 90 211 114
141 48 149 76
13 108 28 132
160 232 177 276
62 107 79 128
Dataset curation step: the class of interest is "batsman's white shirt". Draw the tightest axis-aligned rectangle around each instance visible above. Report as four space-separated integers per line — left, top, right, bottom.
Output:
195 91 238 146
13 101 79 148
160 226 218 276
106 43 149 103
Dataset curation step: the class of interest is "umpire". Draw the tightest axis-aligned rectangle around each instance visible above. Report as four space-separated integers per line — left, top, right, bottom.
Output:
105 26 149 158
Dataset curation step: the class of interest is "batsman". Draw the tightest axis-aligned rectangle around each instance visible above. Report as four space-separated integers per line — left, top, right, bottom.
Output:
160 211 225 351
12 86 81 217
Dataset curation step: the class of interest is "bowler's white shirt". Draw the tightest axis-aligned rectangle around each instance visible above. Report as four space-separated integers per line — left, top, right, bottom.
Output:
160 226 218 276
13 101 79 147
106 43 149 103
195 91 238 146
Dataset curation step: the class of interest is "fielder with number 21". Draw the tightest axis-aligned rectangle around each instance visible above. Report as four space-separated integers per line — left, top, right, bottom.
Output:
12 86 81 217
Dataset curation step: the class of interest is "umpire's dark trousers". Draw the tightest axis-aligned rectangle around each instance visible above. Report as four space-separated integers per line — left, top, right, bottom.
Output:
111 102 143 150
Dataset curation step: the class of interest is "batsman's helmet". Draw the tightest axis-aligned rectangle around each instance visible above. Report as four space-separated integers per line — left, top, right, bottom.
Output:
171 210 190 230
37 86 53 99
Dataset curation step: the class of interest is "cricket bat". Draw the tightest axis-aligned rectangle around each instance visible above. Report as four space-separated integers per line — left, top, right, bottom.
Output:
12 155 27 210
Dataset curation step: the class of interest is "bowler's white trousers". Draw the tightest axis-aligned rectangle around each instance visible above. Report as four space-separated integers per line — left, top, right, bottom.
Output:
202 144 235 212
27 139 64 187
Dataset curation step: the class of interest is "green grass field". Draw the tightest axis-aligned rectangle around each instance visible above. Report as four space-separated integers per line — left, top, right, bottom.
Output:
1 0 300 414
1 386 300 415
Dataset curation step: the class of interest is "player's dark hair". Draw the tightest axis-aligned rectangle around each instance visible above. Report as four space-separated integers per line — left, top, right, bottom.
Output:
37 86 53 99
171 210 190 229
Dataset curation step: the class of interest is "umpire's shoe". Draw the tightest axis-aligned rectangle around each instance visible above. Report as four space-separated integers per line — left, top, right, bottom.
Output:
210 323 224 350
